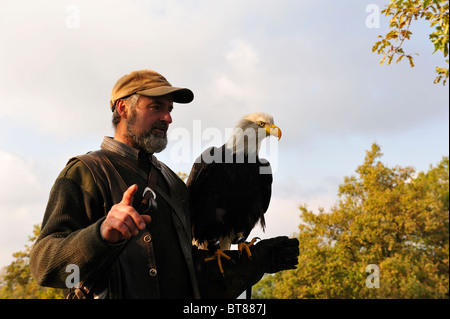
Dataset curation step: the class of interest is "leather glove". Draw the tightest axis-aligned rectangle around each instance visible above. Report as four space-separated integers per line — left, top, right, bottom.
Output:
194 236 299 299
252 236 299 274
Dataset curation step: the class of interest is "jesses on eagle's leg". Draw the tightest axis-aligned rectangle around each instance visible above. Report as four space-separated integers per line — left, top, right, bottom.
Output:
236 233 260 260
204 240 233 277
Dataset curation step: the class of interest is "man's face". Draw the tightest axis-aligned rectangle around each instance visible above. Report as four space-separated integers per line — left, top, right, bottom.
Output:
126 95 173 153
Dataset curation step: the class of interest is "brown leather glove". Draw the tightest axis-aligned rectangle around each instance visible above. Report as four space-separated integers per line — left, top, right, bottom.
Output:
252 236 299 274
194 236 299 299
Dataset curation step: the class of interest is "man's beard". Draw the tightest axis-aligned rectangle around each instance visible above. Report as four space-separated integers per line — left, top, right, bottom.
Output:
127 111 168 154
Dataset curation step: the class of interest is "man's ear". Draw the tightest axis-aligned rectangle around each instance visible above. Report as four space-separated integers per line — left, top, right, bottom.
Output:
115 99 128 119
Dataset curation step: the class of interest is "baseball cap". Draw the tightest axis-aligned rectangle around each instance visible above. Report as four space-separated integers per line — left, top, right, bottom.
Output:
110 69 194 110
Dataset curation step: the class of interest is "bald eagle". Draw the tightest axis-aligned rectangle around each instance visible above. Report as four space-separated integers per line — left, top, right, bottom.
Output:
186 112 282 275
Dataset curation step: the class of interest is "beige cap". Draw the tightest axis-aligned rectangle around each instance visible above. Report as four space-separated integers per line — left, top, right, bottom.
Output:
110 69 194 110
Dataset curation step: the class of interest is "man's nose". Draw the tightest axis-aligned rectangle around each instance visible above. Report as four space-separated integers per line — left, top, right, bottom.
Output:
161 109 172 124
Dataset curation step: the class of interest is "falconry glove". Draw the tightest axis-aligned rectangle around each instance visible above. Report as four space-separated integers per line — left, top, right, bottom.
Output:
195 236 299 299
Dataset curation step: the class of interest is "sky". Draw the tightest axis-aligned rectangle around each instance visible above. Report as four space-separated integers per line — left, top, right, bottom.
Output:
0 0 448 268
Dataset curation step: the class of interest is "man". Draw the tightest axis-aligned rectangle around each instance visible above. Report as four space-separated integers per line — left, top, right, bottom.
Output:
30 69 299 299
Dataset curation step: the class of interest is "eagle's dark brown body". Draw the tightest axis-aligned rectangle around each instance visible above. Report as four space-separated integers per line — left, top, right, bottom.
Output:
187 145 272 249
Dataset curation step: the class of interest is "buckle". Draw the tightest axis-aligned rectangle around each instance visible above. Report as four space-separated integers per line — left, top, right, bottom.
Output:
141 187 158 214
143 187 156 200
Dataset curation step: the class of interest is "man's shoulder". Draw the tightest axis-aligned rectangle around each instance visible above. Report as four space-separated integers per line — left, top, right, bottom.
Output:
60 155 91 178
56 153 99 194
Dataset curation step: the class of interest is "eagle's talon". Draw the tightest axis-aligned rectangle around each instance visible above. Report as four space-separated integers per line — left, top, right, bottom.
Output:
237 237 259 260
204 248 233 276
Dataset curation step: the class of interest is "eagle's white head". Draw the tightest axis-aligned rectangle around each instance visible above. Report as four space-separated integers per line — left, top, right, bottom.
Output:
225 112 282 155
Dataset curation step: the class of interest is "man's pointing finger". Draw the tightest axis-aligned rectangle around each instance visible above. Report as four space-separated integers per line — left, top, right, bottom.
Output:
121 184 138 206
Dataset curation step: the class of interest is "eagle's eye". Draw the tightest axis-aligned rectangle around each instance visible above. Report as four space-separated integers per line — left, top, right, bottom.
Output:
258 121 265 127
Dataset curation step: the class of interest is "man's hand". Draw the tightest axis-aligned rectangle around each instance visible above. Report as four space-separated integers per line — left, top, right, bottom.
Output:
100 184 151 244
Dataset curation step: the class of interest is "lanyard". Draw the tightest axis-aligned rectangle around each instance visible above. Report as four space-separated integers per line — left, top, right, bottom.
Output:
138 165 158 215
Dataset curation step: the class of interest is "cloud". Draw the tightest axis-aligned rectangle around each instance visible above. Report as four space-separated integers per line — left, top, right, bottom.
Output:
214 74 246 101
0 0 447 268
0 151 44 203
1 0 447 145
226 40 260 70
0 150 47 266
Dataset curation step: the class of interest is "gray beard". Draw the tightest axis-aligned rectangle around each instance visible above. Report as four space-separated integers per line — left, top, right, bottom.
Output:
127 113 168 154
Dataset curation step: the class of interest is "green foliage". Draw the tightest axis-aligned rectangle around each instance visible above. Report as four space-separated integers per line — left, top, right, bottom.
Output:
0 224 64 299
372 0 449 85
177 171 189 183
254 143 449 298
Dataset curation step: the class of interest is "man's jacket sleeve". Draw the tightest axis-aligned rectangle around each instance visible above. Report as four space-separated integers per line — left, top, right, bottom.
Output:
30 160 125 289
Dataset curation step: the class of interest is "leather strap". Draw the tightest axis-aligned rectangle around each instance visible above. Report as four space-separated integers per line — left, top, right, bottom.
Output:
138 165 158 215
137 164 159 277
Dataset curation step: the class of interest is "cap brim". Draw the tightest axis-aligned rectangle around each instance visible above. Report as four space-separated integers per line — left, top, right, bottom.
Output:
137 86 194 104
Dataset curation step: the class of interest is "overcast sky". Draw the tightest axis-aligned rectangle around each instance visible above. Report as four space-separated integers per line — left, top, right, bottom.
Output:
0 0 448 268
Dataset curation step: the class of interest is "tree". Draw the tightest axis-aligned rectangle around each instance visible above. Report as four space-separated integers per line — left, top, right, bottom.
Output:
0 225 64 299
372 0 449 85
177 171 189 182
254 143 449 298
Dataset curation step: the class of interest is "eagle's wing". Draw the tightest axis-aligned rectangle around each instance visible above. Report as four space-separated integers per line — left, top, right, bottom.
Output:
258 157 273 224
187 147 223 245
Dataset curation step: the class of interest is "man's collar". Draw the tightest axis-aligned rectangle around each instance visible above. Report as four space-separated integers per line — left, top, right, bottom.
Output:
101 136 161 170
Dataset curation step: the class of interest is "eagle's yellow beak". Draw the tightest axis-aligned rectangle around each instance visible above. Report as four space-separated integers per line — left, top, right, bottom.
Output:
266 124 282 141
